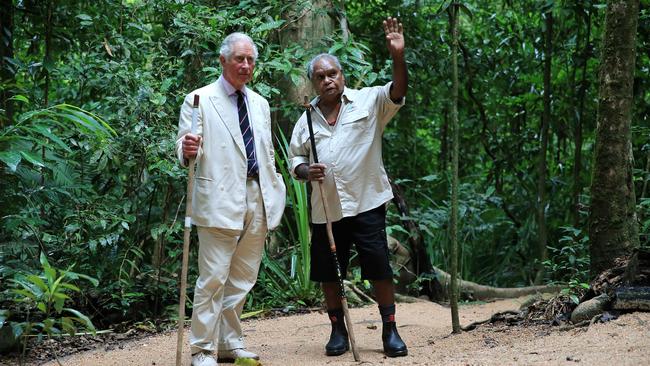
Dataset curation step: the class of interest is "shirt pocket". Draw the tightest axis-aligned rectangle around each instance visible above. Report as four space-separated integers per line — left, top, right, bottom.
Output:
340 109 373 145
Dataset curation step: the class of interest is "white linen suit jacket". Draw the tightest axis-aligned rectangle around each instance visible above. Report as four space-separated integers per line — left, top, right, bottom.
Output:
175 81 286 230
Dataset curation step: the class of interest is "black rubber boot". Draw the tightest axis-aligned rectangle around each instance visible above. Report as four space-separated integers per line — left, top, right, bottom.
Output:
325 309 349 356
382 321 408 357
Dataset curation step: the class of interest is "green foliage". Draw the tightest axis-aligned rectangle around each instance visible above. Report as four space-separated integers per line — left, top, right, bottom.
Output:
1 252 97 354
248 130 320 309
0 96 114 172
542 227 590 285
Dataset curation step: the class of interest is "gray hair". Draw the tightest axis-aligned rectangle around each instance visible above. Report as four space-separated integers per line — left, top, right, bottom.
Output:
307 53 343 80
219 32 259 61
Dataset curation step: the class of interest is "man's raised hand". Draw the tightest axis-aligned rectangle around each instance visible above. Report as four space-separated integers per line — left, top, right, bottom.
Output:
383 17 404 57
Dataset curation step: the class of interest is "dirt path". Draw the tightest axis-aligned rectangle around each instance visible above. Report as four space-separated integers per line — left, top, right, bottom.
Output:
12 297 650 365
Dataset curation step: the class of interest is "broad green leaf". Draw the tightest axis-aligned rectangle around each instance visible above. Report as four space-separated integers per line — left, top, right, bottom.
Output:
26 275 49 292
40 252 52 270
19 151 45 168
12 288 37 301
252 19 285 33
0 151 21 171
289 72 302 87
328 43 344 54
61 317 76 336
9 95 29 103
64 271 99 287
64 308 96 333
31 125 72 152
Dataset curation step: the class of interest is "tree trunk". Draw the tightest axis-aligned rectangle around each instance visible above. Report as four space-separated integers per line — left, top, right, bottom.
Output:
572 10 592 227
434 265 562 301
535 11 552 284
449 3 461 334
588 0 640 278
276 0 336 134
43 0 53 107
439 107 449 171
0 0 14 126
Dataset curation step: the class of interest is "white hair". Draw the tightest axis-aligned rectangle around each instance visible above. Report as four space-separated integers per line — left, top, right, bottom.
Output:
219 32 258 61
307 53 343 80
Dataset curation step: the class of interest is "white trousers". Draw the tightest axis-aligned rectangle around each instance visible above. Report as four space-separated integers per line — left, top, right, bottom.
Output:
190 178 267 354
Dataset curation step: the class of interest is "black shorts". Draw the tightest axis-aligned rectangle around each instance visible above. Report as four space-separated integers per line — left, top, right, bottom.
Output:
310 204 393 282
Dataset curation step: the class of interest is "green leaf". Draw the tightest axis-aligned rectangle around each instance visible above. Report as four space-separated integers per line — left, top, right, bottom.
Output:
12 323 24 338
76 14 93 21
328 43 345 54
31 125 72 152
19 151 45 168
55 104 116 136
44 267 57 286
0 312 6 327
26 275 49 292
41 251 53 272
289 72 303 87
61 317 76 336
0 151 22 171
59 283 81 292
240 309 264 319
252 20 285 33
64 271 99 287
64 308 96 334
9 95 29 103
12 288 38 301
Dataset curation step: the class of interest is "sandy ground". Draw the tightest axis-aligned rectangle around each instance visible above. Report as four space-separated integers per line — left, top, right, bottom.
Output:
8 297 650 366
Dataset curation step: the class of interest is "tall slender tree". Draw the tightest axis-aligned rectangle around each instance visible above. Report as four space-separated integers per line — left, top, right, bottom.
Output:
535 9 553 284
588 0 640 277
449 1 461 333
572 6 593 227
0 0 14 126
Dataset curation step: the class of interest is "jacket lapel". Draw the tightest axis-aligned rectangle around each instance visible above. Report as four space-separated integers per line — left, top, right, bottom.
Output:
247 95 266 150
209 84 246 157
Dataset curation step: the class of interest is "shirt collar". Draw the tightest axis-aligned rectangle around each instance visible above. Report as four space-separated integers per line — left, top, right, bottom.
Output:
219 75 247 97
310 86 353 108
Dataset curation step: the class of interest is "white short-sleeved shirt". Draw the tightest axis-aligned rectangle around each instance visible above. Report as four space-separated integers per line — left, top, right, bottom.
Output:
288 82 405 224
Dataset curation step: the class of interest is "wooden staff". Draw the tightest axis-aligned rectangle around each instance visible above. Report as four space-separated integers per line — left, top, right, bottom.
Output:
303 96 360 361
176 94 200 366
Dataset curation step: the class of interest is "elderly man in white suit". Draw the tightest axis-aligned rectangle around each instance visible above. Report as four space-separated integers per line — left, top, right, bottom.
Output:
176 32 286 366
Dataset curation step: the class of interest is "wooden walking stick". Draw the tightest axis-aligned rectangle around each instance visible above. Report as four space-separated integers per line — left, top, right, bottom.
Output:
303 96 360 362
176 94 200 366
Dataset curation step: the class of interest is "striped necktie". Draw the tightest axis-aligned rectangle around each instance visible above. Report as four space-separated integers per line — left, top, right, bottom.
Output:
236 90 258 177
